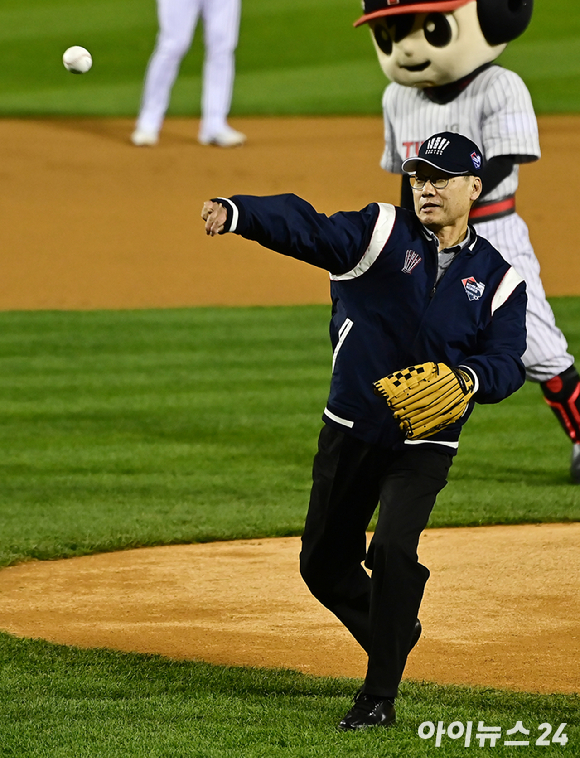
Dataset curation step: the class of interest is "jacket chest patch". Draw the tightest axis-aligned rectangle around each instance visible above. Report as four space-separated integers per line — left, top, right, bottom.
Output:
402 249 422 274
462 276 486 301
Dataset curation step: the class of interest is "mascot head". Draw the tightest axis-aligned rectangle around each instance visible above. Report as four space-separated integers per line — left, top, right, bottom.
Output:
354 0 533 88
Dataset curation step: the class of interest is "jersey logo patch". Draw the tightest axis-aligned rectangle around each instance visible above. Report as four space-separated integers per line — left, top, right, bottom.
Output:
402 249 422 274
462 276 485 301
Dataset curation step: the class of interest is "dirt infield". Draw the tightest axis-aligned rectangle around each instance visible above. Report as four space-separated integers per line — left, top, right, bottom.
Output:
0 115 579 310
0 116 578 694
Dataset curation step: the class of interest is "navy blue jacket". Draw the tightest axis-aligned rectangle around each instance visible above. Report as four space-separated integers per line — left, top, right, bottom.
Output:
221 193 527 453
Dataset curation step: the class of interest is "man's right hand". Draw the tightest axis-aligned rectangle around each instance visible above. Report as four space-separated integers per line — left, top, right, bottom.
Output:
201 200 228 236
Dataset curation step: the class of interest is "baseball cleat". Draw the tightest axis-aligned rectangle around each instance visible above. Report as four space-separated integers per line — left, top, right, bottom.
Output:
337 693 396 731
130 129 159 146
571 444 580 483
198 126 246 148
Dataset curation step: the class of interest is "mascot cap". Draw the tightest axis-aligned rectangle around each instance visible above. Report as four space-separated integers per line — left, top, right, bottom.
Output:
354 0 471 27
402 132 484 177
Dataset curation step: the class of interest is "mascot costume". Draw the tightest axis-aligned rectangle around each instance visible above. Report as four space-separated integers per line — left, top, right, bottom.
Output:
355 0 580 482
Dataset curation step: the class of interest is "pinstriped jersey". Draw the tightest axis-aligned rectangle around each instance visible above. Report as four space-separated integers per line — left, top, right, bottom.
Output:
381 65 541 203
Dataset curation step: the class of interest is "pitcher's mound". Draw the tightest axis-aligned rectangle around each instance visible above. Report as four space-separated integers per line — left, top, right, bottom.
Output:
0 523 577 693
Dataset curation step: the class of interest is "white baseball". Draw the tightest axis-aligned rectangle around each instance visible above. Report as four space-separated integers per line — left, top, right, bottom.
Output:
63 46 92 74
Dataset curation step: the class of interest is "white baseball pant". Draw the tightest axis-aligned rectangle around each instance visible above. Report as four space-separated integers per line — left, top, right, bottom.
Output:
136 0 242 139
474 213 574 383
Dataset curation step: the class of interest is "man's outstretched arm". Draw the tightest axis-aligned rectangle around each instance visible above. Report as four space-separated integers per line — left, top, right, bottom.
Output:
200 193 393 276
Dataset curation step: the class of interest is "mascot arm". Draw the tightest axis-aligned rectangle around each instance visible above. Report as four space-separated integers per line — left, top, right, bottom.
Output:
482 70 541 164
479 155 514 199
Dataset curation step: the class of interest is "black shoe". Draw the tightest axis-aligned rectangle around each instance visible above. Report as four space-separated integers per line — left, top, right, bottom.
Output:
409 618 422 652
337 693 396 731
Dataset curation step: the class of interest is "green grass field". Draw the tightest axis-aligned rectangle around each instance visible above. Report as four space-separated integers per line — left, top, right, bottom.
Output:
1 635 577 757
0 0 578 116
0 2 579 752
0 303 579 569
0 302 578 756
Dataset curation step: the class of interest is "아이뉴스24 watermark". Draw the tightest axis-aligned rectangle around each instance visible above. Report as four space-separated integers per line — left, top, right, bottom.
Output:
418 720 568 748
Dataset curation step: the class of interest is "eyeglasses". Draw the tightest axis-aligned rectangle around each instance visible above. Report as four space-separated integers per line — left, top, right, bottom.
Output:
409 175 451 191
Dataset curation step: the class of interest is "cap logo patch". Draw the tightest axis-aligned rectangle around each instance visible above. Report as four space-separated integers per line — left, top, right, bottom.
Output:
462 276 485 301
471 151 482 170
387 0 400 4
424 136 450 156
402 249 422 274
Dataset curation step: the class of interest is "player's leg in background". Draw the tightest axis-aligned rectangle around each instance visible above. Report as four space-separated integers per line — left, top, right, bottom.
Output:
540 367 580 481
198 0 245 146
299 425 382 653
132 0 201 143
505 240 580 483
475 215 580 482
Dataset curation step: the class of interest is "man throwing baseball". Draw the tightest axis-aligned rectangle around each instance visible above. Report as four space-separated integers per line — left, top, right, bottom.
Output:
201 132 527 730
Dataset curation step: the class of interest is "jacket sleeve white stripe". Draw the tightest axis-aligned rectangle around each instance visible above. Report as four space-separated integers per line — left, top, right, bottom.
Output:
491 266 525 316
330 203 396 281
216 197 239 232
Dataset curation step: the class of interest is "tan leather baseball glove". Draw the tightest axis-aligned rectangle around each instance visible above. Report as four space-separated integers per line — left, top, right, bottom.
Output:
373 361 475 440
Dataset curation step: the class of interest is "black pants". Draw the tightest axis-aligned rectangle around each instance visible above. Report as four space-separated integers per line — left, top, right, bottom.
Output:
300 425 452 699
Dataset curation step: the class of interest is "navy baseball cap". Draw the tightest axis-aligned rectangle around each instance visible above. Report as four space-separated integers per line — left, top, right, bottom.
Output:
402 132 484 177
354 0 470 27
